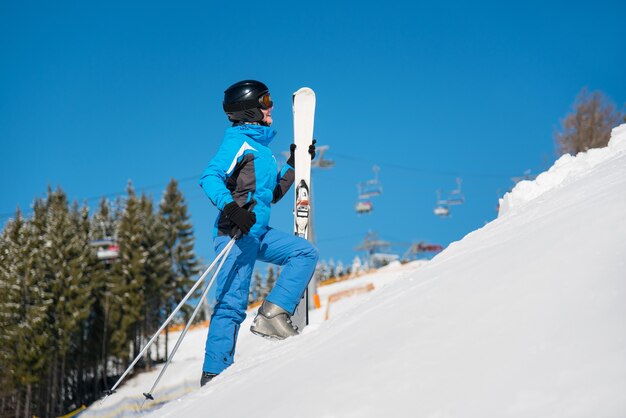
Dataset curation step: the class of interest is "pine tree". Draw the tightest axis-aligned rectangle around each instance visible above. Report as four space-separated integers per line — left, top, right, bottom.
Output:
0 210 20 403
265 266 276 299
251 270 264 304
328 259 336 279
110 183 146 367
40 189 95 415
0 208 49 417
336 261 344 278
319 260 329 281
0 200 50 417
91 197 117 240
65 203 100 408
158 179 199 359
159 179 199 302
87 198 117 392
352 256 362 274
139 194 170 367
28 198 54 418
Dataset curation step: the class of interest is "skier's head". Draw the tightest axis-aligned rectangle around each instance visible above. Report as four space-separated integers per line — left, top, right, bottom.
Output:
223 80 273 126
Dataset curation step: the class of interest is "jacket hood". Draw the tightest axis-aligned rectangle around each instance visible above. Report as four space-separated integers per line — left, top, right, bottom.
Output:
230 124 277 146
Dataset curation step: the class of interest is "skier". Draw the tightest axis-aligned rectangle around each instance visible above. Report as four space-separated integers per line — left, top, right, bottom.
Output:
198 80 318 387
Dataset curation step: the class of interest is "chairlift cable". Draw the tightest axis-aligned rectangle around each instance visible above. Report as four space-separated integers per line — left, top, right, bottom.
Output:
333 152 515 179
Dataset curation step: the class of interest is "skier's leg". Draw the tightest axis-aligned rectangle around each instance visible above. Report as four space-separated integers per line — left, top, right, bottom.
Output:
203 235 259 375
257 228 319 314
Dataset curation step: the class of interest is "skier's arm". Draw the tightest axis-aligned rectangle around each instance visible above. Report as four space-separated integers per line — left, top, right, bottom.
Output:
272 163 295 204
199 140 242 210
272 140 316 204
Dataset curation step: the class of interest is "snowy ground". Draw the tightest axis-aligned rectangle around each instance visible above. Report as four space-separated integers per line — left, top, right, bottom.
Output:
85 124 626 418
83 257 427 417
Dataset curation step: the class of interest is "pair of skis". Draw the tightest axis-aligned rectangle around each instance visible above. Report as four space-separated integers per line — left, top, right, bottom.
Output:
291 87 316 332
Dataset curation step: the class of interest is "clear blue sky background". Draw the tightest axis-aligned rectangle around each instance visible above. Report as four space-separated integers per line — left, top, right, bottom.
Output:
2 1 625 267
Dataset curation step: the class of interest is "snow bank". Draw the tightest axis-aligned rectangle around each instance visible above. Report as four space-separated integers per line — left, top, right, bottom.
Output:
499 123 626 217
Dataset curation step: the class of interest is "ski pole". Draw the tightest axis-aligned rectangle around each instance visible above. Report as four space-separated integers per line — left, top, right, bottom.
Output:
101 236 237 404
142 236 236 403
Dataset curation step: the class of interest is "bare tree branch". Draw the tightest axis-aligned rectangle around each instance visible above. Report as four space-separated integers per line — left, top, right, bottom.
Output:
555 88 624 156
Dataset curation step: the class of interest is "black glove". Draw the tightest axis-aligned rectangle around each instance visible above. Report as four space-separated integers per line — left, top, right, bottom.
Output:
222 202 256 236
309 139 317 160
286 139 317 168
286 143 296 167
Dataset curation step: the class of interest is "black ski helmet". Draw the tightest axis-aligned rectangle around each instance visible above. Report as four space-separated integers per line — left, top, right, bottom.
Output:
222 80 273 123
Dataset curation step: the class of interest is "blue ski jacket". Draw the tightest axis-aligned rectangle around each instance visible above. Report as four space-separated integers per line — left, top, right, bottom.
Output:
200 124 295 238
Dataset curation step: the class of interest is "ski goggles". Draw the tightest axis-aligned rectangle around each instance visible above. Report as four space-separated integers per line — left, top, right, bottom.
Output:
258 93 273 109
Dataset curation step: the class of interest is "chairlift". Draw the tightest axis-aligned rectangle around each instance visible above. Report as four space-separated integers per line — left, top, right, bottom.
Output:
446 197 465 205
446 177 465 205
434 205 450 217
433 179 464 215
435 189 447 205
450 177 463 195
358 165 383 199
355 201 373 214
434 190 450 217
90 238 119 261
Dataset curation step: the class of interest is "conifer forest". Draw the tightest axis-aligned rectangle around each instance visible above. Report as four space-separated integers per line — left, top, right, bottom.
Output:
0 179 199 418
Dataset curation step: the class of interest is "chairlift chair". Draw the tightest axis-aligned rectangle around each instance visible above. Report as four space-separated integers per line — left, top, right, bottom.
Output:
358 182 383 200
433 190 450 217
355 201 373 214
358 165 383 199
446 196 465 205
90 238 119 261
450 177 463 195
436 189 447 205
446 177 465 205
434 205 450 217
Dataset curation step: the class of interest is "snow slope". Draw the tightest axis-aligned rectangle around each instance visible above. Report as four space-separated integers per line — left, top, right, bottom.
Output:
88 124 626 417
84 261 427 417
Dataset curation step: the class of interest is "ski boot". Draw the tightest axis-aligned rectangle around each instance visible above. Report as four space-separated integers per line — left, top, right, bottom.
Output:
250 301 299 340
200 372 217 387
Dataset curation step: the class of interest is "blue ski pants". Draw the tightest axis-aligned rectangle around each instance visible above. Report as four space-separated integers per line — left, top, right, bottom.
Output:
203 227 318 374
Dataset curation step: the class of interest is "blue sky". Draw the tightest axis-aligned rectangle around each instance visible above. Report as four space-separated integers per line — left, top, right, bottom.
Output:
1 0 625 266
